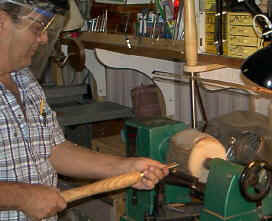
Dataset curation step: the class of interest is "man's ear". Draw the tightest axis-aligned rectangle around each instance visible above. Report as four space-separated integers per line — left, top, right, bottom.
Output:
0 11 7 32
0 10 10 32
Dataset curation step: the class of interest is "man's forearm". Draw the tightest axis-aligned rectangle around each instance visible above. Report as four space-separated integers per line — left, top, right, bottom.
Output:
0 182 67 219
0 182 26 210
49 141 133 179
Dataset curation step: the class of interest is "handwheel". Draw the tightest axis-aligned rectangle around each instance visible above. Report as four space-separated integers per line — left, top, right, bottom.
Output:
240 161 272 202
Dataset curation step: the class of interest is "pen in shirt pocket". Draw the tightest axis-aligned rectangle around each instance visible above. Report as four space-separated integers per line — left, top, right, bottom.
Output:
40 98 47 126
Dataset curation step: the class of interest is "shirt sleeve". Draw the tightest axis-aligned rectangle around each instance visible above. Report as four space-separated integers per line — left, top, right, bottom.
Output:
51 110 66 146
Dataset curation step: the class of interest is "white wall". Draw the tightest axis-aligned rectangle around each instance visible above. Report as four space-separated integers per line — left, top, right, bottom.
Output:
93 49 183 117
86 49 271 117
85 49 106 97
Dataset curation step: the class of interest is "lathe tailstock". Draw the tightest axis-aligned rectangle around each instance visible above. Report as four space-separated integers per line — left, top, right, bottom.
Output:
120 117 272 221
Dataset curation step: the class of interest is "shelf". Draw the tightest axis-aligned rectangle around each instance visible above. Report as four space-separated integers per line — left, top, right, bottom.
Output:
78 32 185 61
92 3 155 14
74 32 244 69
198 54 244 69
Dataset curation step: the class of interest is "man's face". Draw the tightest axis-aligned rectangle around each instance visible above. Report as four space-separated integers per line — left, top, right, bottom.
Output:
5 10 51 71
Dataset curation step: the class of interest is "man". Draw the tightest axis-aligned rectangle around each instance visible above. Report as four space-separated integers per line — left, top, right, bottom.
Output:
0 0 169 220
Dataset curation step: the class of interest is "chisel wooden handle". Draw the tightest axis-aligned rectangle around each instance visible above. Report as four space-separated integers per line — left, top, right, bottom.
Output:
61 171 143 203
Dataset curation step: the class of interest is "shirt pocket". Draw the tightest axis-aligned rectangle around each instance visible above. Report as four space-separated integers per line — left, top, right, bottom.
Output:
28 105 56 157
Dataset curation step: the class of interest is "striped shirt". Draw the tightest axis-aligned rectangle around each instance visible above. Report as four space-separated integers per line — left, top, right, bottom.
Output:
0 68 65 221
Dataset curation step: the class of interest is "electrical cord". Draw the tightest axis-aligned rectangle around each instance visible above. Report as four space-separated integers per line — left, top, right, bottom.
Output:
253 14 272 38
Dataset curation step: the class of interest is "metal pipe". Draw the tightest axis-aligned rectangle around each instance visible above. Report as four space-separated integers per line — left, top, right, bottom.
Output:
190 72 197 128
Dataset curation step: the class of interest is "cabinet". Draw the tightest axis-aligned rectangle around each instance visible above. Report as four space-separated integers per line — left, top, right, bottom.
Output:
226 12 262 58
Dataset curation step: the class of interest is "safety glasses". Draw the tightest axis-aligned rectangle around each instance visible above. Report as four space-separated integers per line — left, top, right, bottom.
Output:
23 14 56 35
1 0 57 36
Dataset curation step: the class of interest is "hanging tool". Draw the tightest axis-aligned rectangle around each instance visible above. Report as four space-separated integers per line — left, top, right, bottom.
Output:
151 12 158 39
173 0 184 40
124 13 132 48
215 0 224 55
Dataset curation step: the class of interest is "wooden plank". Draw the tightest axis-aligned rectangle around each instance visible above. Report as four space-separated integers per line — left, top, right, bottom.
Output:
78 32 185 61
198 53 244 69
59 32 250 69
92 3 155 14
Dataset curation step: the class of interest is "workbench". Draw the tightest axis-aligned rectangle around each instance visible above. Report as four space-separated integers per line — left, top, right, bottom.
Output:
43 84 133 147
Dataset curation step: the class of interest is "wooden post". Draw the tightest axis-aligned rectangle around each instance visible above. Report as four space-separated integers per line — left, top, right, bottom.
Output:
184 0 198 67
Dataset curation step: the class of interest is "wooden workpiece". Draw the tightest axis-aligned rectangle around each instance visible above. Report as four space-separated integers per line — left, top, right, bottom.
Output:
184 0 226 73
184 0 198 67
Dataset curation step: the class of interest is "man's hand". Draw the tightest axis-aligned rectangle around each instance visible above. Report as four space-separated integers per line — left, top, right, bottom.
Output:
127 157 169 190
18 183 66 220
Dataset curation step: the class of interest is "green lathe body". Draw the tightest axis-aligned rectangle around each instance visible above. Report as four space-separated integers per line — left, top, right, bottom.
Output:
120 117 272 221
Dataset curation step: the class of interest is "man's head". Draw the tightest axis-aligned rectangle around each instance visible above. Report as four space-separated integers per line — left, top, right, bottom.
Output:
0 0 69 72
0 0 68 32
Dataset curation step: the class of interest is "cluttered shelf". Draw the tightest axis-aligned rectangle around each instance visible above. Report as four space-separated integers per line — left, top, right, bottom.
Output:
92 2 155 14
76 31 244 69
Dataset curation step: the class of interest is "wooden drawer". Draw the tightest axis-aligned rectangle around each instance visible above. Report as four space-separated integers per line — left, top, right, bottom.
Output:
228 25 260 37
227 45 259 58
92 119 126 139
228 35 260 46
227 12 253 26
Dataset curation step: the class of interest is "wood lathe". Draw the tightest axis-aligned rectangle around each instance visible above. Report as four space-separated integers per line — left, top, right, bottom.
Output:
116 117 272 221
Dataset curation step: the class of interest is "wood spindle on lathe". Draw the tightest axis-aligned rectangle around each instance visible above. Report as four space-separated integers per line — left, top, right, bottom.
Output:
184 0 198 66
61 171 143 203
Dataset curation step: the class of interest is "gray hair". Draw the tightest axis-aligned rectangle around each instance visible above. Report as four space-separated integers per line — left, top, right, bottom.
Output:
0 1 24 22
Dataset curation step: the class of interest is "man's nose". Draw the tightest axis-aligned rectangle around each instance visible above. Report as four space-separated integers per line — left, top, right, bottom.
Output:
38 31 48 45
